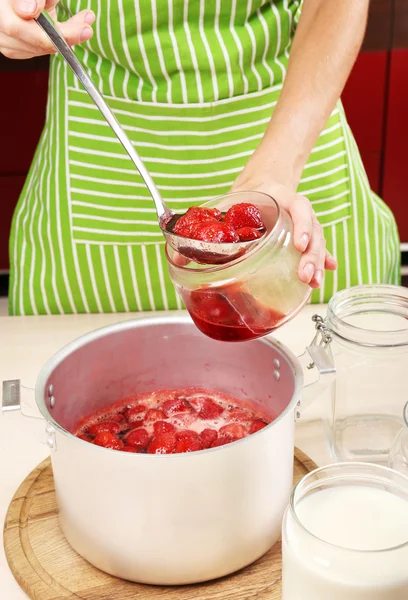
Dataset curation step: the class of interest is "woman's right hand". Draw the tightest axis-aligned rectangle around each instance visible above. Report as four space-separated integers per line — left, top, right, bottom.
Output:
0 0 95 60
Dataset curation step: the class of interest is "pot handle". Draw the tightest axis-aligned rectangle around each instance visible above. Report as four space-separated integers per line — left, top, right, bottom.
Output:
296 315 336 419
2 380 57 450
2 379 43 420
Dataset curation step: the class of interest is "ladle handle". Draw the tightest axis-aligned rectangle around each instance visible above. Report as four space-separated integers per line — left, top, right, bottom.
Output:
36 13 169 221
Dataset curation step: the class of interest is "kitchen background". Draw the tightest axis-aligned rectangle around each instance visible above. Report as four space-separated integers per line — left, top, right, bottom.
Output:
0 0 407 299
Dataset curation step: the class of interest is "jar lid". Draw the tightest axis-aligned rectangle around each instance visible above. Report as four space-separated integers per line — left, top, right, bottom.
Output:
326 285 408 348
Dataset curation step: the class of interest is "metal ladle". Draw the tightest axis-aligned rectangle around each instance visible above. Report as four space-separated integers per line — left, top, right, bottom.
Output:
36 13 264 264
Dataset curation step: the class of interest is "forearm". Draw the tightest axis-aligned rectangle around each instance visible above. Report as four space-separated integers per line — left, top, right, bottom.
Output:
252 0 369 190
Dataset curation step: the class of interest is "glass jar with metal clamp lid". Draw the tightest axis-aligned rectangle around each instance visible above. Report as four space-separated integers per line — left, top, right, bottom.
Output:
306 285 408 465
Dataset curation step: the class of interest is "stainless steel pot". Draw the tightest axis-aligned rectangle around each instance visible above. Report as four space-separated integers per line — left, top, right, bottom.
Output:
3 315 334 585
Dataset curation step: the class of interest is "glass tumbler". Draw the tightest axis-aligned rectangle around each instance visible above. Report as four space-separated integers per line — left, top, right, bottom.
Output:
166 191 311 342
389 401 408 477
319 285 408 464
282 463 408 600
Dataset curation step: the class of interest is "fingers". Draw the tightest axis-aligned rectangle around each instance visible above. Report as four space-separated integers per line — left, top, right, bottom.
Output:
324 251 337 271
1 4 95 59
288 194 314 253
12 0 45 20
298 215 326 288
58 10 95 46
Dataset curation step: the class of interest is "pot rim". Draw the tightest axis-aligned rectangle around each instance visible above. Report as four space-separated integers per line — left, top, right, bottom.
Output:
35 314 304 457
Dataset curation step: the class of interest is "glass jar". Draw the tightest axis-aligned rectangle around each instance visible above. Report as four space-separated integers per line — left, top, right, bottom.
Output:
320 285 408 464
282 463 408 600
166 191 311 342
389 401 408 477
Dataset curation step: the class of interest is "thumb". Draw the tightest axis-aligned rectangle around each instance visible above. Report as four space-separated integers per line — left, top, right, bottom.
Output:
12 0 47 19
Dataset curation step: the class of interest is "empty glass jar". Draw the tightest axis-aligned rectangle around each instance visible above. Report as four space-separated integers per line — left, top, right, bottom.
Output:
166 191 311 342
319 285 408 464
389 402 408 477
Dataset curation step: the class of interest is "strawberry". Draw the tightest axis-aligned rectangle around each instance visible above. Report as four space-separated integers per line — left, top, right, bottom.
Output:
122 445 141 453
126 427 150 449
162 397 191 417
235 227 264 241
77 434 91 442
249 419 268 434
126 405 147 425
198 398 224 420
219 423 247 440
173 207 220 238
175 437 204 453
193 221 239 243
87 421 121 436
153 420 176 436
227 407 251 422
210 436 233 448
144 408 167 423
147 432 177 454
175 429 199 442
224 203 264 230
94 431 124 450
200 428 218 448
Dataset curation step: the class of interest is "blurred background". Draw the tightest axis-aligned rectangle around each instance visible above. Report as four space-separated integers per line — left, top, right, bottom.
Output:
0 0 407 301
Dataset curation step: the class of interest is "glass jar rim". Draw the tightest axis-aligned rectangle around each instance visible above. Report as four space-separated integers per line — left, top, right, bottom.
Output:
326 285 408 348
289 462 408 554
404 401 408 428
165 190 281 274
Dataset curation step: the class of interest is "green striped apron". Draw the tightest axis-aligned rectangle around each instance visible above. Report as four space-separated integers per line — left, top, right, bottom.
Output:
9 0 400 315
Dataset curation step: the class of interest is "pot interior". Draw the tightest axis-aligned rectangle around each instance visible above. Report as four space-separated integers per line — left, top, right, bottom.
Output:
38 318 299 433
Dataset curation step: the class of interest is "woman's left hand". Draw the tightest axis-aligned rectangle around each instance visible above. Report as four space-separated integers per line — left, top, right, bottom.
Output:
230 173 337 290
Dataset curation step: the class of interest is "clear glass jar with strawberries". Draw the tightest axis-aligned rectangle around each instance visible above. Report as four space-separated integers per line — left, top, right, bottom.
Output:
166 191 311 342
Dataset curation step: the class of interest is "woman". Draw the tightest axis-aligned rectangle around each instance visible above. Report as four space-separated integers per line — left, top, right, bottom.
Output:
1 0 400 315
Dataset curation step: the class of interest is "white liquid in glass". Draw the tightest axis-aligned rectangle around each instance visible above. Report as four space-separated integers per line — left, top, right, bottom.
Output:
282 486 408 599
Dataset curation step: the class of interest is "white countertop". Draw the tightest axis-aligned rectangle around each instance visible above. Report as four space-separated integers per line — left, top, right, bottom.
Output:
0 305 330 598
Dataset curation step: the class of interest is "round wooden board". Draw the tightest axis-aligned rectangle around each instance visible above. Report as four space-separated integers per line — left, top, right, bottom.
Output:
4 449 316 600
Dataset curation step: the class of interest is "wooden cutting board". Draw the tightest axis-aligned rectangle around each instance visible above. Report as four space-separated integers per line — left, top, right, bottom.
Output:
4 449 316 600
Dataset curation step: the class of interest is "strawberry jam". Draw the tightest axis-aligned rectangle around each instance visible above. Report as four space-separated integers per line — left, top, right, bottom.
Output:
73 388 271 454
180 287 286 342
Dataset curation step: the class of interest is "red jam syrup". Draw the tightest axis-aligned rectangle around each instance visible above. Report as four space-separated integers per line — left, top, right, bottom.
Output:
73 388 272 454
181 286 286 342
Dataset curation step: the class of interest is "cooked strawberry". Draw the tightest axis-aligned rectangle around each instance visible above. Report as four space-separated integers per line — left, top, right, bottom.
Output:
87 421 121 436
210 436 233 448
153 420 176 436
249 419 268 434
126 427 150 449
94 431 124 450
173 207 219 238
235 227 264 241
162 397 191 416
122 445 141 453
219 423 247 440
175 437 204 453
198 398 224 420
224 203 264 230
227 407 251 422
147 432 177 454
144 408 167 423
175 429 199 442
200 428 218 448
194 221 239 243
126 405 147 425
77 434 92 442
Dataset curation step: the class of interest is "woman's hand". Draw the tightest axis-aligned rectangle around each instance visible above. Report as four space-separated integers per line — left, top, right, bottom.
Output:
0 0 95 60
231 169 337 290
